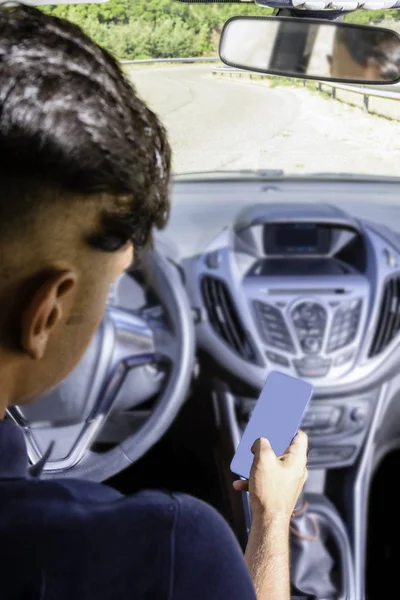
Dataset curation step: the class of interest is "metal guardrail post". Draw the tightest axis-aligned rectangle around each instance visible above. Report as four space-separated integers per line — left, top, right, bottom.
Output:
363 94 369 113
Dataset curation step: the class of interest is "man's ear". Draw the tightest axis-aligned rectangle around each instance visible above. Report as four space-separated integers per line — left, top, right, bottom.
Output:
20 271 78 360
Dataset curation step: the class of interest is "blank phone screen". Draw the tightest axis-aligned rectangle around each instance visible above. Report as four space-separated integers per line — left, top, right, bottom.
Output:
230 371 313 479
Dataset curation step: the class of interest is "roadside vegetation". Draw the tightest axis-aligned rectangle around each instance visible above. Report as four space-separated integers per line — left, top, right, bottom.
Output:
43 1 271 59
42 2 398 61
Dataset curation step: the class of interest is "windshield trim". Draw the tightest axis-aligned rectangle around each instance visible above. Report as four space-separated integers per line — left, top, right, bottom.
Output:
172 171 400 183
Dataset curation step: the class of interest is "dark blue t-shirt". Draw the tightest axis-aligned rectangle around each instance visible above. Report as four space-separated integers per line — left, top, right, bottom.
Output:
0 420 256 599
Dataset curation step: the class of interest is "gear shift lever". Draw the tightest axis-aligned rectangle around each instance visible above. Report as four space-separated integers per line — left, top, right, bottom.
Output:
289 493 337 600
291 494 319 541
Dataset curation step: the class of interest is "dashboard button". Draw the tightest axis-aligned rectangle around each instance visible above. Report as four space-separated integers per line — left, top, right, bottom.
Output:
291 301 327 355
327 299 362 353
303 337 321 354
302 413 317 428
308 445 355 465
253 301 295 353
302 407 341 431
265 351 290 367
294 356 331 378
350 406 368 424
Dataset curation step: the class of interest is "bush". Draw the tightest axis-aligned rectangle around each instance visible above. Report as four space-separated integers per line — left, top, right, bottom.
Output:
42 0 271 59
42 3 397 60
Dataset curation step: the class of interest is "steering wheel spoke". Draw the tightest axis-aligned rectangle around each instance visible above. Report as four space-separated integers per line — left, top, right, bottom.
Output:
152 323 178 363
9 249 195 481
95 410 152 443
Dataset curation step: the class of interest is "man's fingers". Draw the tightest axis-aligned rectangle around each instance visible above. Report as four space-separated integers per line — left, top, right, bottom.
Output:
233 480 249 492
286 430 308 453
292 430 308 449
251 437 272 455
281 430 308 465
303 467 309 484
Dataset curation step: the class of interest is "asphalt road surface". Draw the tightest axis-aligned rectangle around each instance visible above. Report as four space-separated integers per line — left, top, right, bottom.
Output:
130 65 400 176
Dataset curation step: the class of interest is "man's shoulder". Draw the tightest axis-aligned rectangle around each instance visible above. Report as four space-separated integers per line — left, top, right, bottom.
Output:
0 477 240 552
0 481 177 598
0 477 180 549
0 476 221 541
0 480 256 599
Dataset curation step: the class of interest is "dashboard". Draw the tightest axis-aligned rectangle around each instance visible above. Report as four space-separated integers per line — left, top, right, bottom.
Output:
181 200 400 390
173 186 400 475
65 176 400 476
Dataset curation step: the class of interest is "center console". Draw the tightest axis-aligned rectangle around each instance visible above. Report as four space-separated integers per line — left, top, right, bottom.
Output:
239 208 370 383
213 377 387 600
236 388 376 469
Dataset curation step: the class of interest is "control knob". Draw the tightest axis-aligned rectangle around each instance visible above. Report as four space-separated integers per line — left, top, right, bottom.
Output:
303 337 321 354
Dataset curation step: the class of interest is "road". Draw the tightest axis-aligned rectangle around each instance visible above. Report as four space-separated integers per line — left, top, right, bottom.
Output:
130 65 400 176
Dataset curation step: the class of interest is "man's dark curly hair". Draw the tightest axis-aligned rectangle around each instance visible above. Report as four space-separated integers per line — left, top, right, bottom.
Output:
0 3 171 251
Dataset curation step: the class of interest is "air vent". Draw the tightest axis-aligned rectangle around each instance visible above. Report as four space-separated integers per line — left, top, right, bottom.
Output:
201 276 256 362
369 276 400 358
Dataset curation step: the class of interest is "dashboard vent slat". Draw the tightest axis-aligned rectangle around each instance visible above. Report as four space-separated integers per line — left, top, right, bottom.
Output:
392 279 400 334
373 280 393 354
208 278 238 352
369 275 400 358
381 279 399 351
202 278 224 340
214 280 243 354
201 276 256 362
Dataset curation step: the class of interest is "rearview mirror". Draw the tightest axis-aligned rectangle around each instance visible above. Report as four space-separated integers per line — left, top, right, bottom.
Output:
219 17 400 85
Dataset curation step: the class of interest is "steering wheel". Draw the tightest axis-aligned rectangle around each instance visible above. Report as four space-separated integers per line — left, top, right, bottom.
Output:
8 249 196 482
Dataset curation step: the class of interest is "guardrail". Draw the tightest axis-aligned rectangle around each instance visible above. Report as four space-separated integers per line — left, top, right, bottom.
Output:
212 65 400 114
121 57 220 65
315 81 400 112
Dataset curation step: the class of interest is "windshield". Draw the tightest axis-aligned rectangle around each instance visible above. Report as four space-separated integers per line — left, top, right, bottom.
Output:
43 3 400 177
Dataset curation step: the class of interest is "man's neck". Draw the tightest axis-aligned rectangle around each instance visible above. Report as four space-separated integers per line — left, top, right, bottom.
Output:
0 361 15 418
0 396 8 418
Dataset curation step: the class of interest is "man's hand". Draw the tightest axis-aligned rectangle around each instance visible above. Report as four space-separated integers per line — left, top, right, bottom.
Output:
233 430 308 524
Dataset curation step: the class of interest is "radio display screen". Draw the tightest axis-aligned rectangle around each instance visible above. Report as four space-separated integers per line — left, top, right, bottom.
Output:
264 223 332 255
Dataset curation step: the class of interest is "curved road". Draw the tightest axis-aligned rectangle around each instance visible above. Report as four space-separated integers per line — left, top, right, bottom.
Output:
130 65 400 176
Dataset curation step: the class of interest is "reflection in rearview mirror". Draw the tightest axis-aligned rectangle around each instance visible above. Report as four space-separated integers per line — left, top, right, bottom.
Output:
219 17 400 85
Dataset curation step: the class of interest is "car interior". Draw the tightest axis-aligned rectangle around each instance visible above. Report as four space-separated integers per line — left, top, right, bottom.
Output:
8 0 400 599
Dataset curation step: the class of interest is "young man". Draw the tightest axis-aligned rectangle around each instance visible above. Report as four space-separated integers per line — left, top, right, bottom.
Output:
328 26 400 82
0 5 308 599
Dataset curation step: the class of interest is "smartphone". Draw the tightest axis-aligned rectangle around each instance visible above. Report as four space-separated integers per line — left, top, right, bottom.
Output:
230 370 314 480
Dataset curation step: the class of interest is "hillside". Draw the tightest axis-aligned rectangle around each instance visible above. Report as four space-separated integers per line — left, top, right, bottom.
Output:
43 1 272 59
42 2 399 60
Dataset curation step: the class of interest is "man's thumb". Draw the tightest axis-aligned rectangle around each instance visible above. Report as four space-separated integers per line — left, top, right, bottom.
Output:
233 480 248 492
